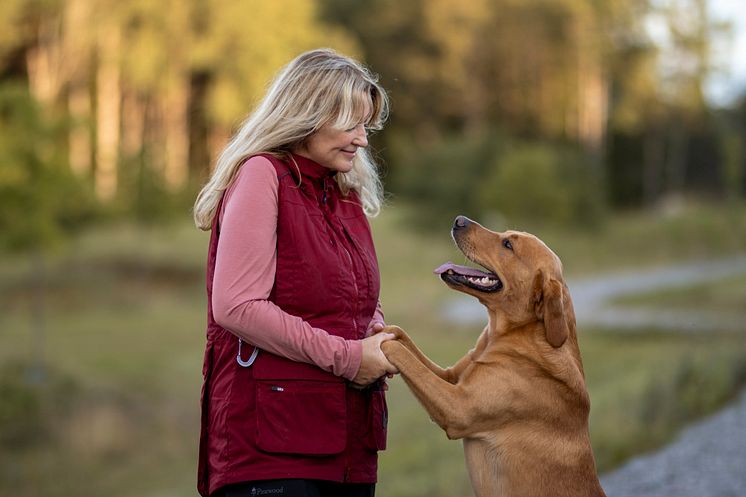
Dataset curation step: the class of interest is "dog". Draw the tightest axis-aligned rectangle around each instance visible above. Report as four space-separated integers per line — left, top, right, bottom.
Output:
381 216 606 497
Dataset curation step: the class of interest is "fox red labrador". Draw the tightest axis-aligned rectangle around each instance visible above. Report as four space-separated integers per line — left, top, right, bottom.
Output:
381 216 606 497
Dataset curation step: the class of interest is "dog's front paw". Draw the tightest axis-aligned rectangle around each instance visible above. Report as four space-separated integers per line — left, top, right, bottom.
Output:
381 339 404 360
381 325 405 340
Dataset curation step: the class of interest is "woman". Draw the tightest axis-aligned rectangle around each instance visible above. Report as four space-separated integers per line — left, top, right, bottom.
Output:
193 49 397 497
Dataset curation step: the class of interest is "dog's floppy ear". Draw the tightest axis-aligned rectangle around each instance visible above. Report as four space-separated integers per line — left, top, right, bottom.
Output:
533 272 569 348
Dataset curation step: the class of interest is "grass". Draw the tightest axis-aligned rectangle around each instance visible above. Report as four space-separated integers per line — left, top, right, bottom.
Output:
581 329 746 470
1 200 745 497
611 274 746 312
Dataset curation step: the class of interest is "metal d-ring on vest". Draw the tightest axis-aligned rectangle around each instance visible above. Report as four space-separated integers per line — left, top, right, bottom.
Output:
236 338 259 367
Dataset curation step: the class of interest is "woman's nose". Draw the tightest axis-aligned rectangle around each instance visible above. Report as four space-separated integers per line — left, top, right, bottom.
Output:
352 126 368 147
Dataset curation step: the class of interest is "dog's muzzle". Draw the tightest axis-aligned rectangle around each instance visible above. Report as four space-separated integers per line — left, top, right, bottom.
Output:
434 262 503 293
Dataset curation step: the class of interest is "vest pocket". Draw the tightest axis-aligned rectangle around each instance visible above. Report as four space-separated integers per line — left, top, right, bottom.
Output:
255 379 347 455
365 390 388 451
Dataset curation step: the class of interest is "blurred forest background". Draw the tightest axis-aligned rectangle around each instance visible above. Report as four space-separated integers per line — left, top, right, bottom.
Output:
1 0 745 496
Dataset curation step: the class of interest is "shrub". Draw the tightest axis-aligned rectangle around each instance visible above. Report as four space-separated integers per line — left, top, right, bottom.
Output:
389 130 606 231
480 141 606 229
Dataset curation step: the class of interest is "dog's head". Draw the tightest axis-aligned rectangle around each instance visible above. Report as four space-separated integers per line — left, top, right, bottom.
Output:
435 215 573 348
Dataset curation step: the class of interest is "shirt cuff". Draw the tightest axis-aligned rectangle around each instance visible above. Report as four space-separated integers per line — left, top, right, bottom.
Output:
342 339 363 381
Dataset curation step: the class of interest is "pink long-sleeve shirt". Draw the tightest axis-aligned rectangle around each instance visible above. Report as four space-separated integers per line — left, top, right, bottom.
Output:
211 155 384 381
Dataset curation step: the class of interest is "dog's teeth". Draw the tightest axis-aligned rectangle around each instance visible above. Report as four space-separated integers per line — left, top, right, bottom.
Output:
464 274 498 287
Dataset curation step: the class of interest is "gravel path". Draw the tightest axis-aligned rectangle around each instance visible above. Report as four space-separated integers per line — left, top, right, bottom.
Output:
569 255 746 332
600 388 746 497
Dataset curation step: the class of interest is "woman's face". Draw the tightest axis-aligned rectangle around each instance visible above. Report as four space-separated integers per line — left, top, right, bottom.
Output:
294 101 371 173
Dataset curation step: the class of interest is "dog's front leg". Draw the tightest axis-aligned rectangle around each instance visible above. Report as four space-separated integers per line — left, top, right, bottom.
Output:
381 326 455 382
382 340 474 440
382 325 487 384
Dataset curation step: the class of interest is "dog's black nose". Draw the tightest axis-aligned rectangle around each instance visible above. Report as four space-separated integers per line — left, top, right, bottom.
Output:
453 216 472 231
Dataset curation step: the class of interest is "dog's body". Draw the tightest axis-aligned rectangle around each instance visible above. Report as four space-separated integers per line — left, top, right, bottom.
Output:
382 216 606 497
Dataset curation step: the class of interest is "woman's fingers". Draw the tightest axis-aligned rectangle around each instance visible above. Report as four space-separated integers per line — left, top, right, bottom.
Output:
372 333 398 374
353 333 399 385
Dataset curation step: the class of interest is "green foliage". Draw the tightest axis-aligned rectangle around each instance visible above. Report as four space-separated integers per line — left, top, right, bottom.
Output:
110 153 198 224
720 122 744 200
0 359 78 450
0 361 43 448
0 83 97 251
480 142 606 227
649 350 746 424
391 132 605 231
193 0 361 128
0 0 740 225
584 330 746 471
0 0 26 62
390 130 505 230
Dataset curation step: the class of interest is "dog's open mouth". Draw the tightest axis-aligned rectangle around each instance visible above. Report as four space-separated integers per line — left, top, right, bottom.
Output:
434 262 503 293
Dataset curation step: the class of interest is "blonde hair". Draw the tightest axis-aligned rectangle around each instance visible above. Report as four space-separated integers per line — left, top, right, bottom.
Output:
193 48 389 230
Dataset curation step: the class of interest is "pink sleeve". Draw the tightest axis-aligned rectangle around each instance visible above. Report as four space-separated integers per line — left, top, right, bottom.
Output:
365 301 386 337
212 155 362 380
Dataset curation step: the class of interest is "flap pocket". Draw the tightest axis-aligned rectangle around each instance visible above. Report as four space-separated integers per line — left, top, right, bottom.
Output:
252 351 344 383
255 380 347 455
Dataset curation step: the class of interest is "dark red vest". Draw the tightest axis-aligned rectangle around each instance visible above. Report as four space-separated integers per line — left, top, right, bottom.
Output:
197 153 387 496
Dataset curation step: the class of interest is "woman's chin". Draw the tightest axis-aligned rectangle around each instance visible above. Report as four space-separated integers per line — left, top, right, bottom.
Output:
334 160 355 173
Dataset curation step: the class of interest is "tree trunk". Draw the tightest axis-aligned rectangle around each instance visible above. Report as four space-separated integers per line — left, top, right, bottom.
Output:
642 128 664 205
64 0 93 177
121 91 146 158
94 24 121 201
575 16 607 166
665 119 688 195
578 58 607 163
68 83 92 176
163 75 190 190
208 125 231 171
188 72 211 183
26 15 63 106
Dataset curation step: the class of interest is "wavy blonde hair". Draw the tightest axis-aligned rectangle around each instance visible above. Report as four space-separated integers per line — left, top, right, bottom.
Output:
193 48 389 230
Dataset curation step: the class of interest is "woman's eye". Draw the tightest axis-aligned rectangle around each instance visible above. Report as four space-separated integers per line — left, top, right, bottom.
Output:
345 123 369 133
502 239 513 251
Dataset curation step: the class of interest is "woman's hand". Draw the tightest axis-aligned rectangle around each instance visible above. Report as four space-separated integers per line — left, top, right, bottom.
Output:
351 332 399 387
366 321 385 337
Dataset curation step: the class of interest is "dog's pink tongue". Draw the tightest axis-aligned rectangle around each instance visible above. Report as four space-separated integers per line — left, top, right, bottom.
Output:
434 262 490 277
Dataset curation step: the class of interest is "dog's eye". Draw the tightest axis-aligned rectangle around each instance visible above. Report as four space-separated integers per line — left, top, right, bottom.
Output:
502 239 513 251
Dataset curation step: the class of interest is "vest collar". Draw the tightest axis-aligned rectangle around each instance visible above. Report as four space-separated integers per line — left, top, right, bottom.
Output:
289 153 338 180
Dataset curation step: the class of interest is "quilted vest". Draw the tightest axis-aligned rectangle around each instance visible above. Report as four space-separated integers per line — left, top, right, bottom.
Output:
197 153 387 496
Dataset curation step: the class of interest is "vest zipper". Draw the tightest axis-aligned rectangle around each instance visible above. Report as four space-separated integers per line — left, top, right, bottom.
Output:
341 240 359 335
322 176 360 336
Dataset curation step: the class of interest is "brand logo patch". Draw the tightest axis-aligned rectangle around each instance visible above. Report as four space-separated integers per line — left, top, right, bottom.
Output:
251 486 285 496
